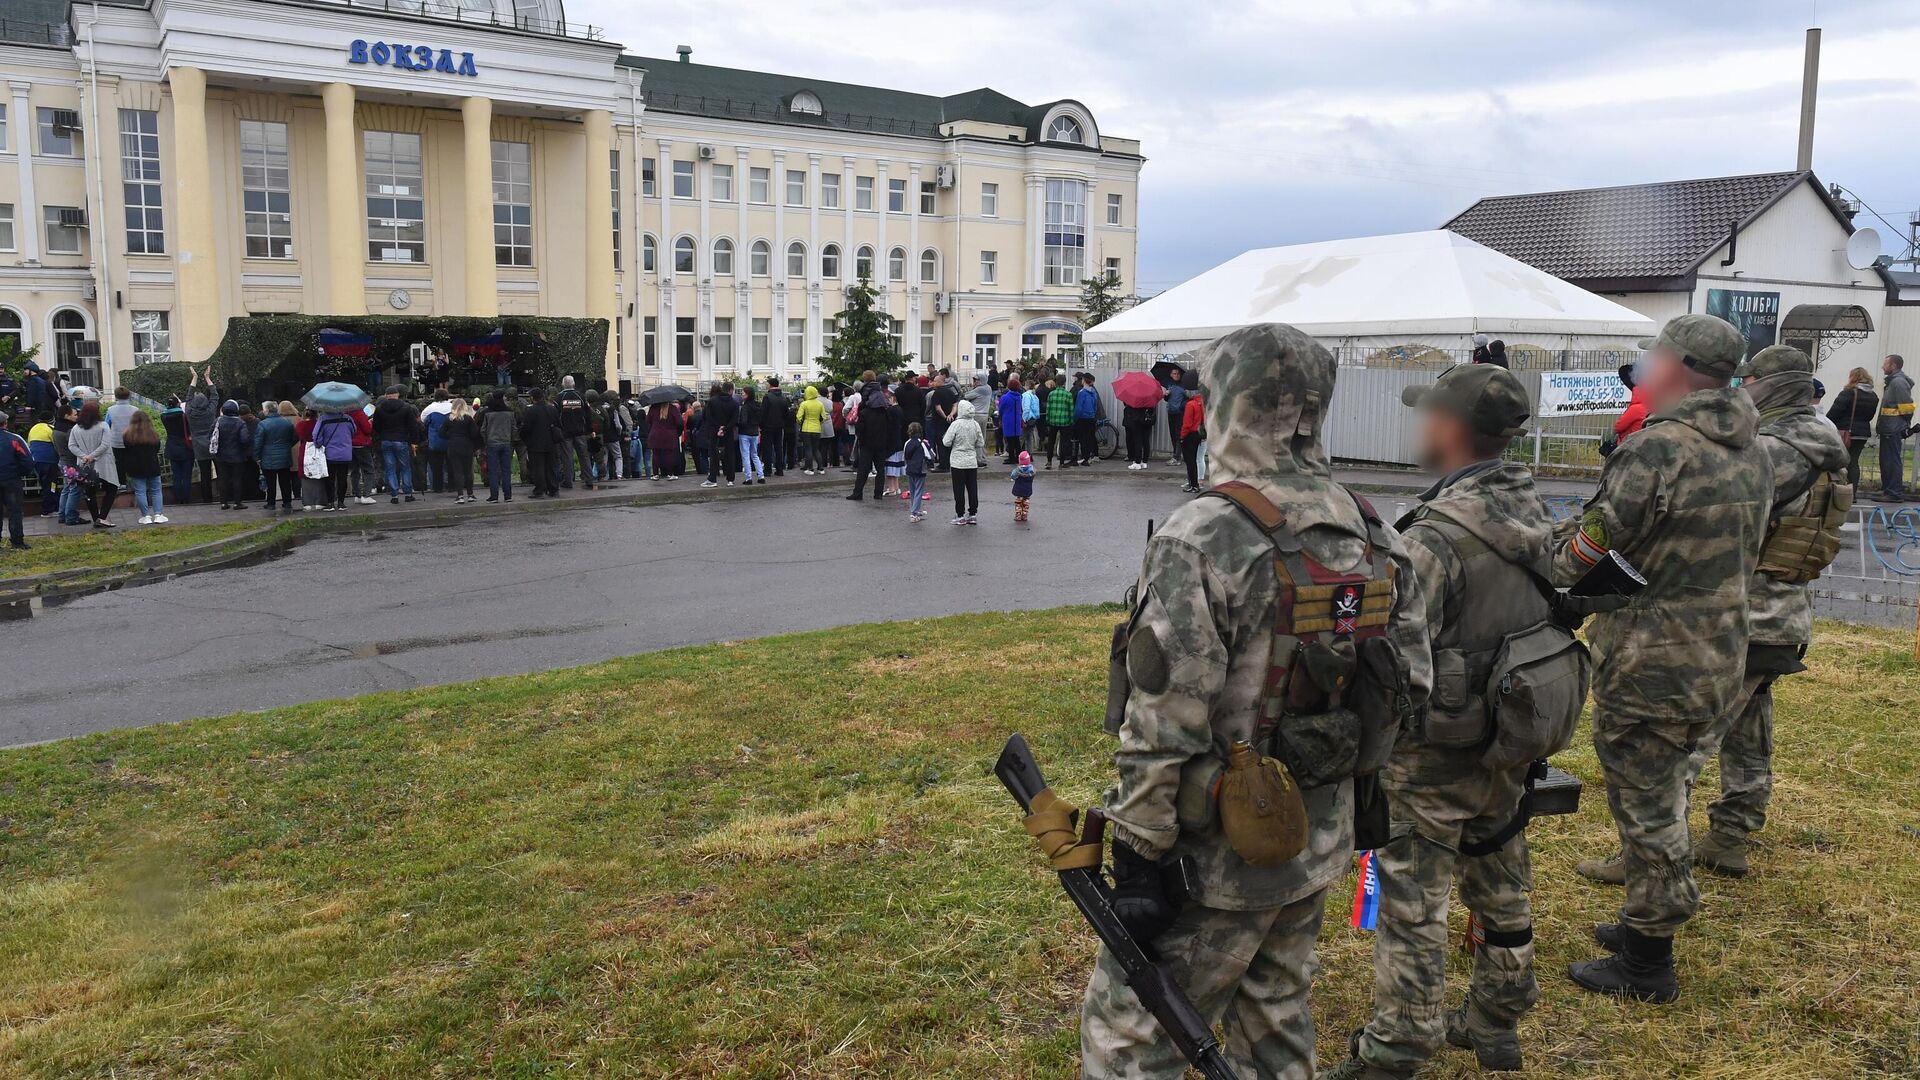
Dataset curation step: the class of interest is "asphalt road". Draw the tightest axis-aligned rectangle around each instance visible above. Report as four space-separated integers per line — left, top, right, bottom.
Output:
1 472 1193 746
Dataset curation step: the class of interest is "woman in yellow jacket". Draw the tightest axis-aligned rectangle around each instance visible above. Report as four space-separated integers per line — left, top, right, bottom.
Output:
796 384 830 475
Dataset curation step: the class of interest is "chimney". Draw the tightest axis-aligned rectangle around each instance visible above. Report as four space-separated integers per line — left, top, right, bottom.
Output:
1796 27 1820 173
676 45 692 64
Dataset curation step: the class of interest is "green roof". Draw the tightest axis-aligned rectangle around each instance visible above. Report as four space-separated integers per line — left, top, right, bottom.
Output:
620 54 1097 147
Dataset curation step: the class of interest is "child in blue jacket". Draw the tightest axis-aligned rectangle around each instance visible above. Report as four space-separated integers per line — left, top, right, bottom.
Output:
1010 450 1035 522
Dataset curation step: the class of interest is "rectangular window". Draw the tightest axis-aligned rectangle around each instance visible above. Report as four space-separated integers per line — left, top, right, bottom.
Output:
919 319 936 367
0 203 14 252
710 162 733 201
973 333 999 370
751 317 770 366
131 310 170 365
240 120 293 259
1105 256 1122 282
641 156 656 197
1021 332 1044 359
887 319 904 352
119 109 164 254
855 175 874 210
980 182 998 217
44 206 82 254
675 316 696 367
713 316 734 368
37 106 76 157
823 318 838 355
787 317 806 365
822 172 841 209
644 315 658 367
887 178 906 213
1044 178 1087 286
364 130 425 263
749 166 770 203
979 249 997 285
1107 192 1123 225
610 150 622 270
671 159 694 198
785 169 807 206
919 182 936 215
492 140 533 267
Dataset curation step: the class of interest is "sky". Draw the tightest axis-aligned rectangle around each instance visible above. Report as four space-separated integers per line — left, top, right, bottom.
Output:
569 0 1920 294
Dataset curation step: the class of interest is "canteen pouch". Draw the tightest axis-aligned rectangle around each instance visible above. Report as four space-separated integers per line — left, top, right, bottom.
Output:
1215 742 1308 867
1480 620 1591 771
1423 647 1491 749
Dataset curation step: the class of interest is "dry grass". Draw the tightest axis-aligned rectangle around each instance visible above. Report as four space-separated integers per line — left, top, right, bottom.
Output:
0 610 1915 1078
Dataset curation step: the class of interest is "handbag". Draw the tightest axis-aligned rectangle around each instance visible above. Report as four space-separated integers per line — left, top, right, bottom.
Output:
302 438 330 479
1840 389 1862 451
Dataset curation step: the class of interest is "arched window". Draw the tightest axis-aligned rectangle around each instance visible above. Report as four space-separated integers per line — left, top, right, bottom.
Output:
0 308 23 356
855 245 874 280
790 90 823 116
712 237 735 276
821 243 840 280
887 246 907 282
672 235 695 275
920 248 939 284
51 308 89 372
750 239 771 277
1046 115 1084 144
642 234 657 274
786 240 807 278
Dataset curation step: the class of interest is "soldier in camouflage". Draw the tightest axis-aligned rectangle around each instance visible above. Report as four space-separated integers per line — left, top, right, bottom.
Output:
1685 344 1848 876
1324 365 1547 1079
1554 314 1772 1003
1082 323 1432 1080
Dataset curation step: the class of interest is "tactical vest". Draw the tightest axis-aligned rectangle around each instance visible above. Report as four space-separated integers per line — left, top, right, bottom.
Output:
1757 466 1852 585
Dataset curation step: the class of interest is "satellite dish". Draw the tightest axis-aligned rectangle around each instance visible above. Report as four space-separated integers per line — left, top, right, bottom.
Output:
1846 227 1884 271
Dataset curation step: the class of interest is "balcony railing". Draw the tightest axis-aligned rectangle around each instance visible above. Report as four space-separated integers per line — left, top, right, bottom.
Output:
308 0 606 41
642 92 943 139
0 18 73 47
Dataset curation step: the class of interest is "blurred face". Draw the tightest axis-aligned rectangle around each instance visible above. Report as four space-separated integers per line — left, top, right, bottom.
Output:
1415 407 1472 472
1887 356 1901 377
1638 348 1694 413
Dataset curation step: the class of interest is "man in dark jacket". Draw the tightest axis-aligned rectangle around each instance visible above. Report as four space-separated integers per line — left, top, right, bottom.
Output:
847 371 895 501
555 375 594 490
0 414 32 548
761 377 791 478
371 386 419 503
1874 354 1913 502
700 384 738 487
185 390 219 502
518 387 562 497
926 372 958 471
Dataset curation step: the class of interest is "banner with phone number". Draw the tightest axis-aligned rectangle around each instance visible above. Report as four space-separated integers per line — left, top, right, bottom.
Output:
1537 371 1631 417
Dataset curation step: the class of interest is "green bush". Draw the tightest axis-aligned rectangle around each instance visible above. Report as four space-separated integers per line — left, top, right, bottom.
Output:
119 362 194 402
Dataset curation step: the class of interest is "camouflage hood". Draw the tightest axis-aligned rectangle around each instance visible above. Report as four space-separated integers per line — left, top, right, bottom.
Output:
1647 386 1759 452
1198 323 1364 538
1420 462 1551 568
1746 371 1847 475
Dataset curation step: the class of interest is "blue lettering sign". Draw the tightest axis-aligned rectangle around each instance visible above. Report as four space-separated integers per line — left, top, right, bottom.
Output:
346 39 480 78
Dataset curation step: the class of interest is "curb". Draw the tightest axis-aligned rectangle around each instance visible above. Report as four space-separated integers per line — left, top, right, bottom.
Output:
1 475 846 606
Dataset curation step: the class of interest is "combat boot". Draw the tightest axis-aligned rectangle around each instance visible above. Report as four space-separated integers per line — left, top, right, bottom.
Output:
1693 830 1750 878
1592 922 1626 954
1444 1003 1523 1071
1575 849 1626 885
1568 926 1678 1004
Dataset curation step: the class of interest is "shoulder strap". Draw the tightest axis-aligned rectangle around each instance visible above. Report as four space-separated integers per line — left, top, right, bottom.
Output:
1206 480 1286 534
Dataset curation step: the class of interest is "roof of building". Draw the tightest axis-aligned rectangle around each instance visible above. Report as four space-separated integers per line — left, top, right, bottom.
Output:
619 54 1103 147
1 0 74 46
1444 170 1859 292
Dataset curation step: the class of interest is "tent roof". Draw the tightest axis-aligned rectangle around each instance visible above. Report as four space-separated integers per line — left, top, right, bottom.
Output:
1085 230 1657 345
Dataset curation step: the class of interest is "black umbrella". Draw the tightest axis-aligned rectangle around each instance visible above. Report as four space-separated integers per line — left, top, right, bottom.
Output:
637 384 694 406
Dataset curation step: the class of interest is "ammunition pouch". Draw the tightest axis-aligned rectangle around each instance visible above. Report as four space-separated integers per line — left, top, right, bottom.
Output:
1757 469 1852 585
1424 647 1491 749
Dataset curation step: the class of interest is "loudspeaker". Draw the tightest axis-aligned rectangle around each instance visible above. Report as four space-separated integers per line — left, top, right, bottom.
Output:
618 379 633 397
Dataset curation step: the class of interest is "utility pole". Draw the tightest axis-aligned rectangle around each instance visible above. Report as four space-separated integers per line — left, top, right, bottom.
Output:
1796 27 1821 173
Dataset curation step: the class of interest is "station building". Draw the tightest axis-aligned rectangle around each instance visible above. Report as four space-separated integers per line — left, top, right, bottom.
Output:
0 0 1143 389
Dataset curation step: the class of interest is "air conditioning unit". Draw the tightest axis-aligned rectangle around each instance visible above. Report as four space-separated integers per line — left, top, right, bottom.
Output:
80 282 97 301
933 292 953 314
58 207 89 229
73 340 101 359
936 163 956 189
697 144 717 160
699 332 715 348
49 109 81 135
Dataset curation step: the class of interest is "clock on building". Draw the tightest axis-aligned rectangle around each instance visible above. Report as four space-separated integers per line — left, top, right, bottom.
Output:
388 289 412 311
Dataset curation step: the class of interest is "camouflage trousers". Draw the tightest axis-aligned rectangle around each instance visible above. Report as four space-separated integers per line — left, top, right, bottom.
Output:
1688 671 1777 840
1356 754 1537 1073
1080 889 1329 1080
1594 707 1715 938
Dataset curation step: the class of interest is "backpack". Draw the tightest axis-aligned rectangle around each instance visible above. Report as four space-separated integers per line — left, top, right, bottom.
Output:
1756 467 1852 585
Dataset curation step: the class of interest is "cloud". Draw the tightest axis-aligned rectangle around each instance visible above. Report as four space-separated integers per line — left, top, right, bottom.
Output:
571 0 1920 287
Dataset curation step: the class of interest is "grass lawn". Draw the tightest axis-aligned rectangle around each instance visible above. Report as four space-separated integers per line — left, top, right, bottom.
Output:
0 522 261 580
1 610 1916 1078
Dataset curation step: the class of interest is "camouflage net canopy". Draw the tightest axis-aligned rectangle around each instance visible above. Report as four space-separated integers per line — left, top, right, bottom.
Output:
121 315 608 402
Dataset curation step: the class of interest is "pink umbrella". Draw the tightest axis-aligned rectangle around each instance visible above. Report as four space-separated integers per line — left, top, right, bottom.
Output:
1111 371 1166 409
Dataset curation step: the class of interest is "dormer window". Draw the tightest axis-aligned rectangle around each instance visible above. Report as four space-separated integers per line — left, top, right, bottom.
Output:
1046 115 1083 144
790 91 823 116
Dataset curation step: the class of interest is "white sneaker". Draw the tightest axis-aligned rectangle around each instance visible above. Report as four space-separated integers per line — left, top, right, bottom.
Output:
951 516 968 525
701 480 718 488
138 515 153 525
154 514 169 523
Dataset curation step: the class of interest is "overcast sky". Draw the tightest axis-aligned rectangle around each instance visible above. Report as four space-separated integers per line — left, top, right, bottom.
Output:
571 0 1920 293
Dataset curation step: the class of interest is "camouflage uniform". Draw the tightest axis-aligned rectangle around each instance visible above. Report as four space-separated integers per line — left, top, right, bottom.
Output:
1552 316 1771 943
1083 323 1432 1080
1688 346 1848 846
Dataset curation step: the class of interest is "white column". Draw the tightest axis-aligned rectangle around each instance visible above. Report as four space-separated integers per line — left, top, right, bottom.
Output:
807 152 822 360
735 144 750 371
656 139 674 379
841 154 856 286
908 162 923 342
1026 174 1045 291
10 82 40 263
697 143 713 377
875 159 890 306
772 150 787 365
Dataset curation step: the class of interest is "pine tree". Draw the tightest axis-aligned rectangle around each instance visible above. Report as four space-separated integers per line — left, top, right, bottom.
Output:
816 273 909 386
1079 268 1126 329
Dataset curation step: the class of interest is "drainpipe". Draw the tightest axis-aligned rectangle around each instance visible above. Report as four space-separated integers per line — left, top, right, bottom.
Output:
83 1 118 380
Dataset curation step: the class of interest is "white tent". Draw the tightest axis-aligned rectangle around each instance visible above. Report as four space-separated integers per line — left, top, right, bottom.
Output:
1084 229 1655 356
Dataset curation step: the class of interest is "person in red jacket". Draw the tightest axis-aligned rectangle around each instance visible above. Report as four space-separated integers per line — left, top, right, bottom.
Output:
1179 392 1206 492
1609 363 1649 454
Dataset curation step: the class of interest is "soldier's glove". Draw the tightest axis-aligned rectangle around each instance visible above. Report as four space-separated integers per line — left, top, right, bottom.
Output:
1109 837 1182 945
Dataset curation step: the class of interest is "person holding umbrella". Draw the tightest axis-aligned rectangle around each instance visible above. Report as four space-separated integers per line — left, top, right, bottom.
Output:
1111 370 1166 469
1162 364 1189 464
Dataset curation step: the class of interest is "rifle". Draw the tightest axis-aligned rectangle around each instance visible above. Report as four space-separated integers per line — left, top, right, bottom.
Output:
994 734 1241 1080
